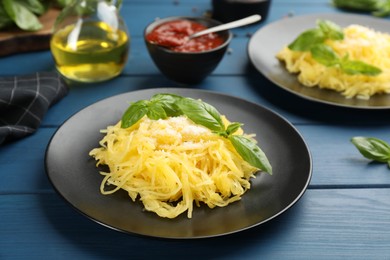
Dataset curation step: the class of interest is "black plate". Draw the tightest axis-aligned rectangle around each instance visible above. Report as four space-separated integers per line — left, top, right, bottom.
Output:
45 88 312 239
248 13 390 109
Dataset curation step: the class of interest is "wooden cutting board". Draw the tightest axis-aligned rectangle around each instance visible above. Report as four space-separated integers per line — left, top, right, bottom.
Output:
0 8 61 57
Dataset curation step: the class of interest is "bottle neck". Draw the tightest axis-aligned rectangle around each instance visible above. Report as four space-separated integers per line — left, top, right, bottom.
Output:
111 0 123 9
77 0 122 9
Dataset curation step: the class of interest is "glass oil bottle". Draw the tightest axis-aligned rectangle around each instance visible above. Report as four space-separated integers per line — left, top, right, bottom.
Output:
51 0 130 83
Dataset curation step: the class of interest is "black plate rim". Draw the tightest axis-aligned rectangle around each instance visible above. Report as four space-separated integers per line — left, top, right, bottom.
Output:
45 88 312 239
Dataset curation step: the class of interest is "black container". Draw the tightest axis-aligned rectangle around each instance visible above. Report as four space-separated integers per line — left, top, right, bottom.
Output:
144 16 232 84
212 0 271 23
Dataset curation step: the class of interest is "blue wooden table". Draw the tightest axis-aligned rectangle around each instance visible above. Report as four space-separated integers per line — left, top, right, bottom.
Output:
2 0 390 259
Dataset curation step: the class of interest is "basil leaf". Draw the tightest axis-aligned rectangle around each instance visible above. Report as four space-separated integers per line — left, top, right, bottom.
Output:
147 103 167 120
340 59 382 76
373 3 390 17
317 19 344 40
229 135 272 174
332 0 390 17
351 136 390 163
0 4 13 29
54 0 75 8
226 123 243 135
150 93 183 117
177 97 225 132
121 100 149 128
19 0 46 15
332 0 380 11
288 19 345 52
310 44 382 76
215 123 242 138
3 0 42 31
310 44 340 66
288 28 325 51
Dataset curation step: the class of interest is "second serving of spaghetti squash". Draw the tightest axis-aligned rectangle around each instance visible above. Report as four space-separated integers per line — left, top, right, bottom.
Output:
277 19 390 99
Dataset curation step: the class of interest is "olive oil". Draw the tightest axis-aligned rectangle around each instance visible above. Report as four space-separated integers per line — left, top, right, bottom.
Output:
51 21 129 83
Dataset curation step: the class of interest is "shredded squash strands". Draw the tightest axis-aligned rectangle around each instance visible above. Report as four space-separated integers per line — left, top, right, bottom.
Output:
89 116 259 219
277 25 390 99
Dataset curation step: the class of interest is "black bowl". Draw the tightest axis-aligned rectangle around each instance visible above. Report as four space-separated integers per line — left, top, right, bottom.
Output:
144 16 232 84
212 0 272 23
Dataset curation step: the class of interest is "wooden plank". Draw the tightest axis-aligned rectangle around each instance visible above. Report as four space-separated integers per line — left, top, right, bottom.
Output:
0 36 245 76
0 1 374 74
0 128 55 194
36 74 390 127
1 189 389 258
0 0 344 58
119 1 343 37
122 38 253 76
298 124 390 187
0 51 54 76
2 1 390 259
1 124 390 194
0 8 61 57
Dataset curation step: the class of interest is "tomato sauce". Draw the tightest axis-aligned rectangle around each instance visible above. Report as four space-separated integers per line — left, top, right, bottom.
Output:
146 19 225 53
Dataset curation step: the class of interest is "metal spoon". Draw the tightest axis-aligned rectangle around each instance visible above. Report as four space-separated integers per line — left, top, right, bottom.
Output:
149 14 261 48
188 14 261 40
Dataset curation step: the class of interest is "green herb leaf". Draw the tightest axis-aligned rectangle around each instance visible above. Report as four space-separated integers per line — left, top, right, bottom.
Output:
288 28 325 51
0 4 13 29
19 0 46 15
332 0 390 17
229 135 272 174
317 19 344 41
225 123 243 135
55 0 75 8
332 0 380 11
310 45 382 76
340 59 382 76
372 3 390 17
310 44 340 66
146 103 167 120
3 0 42 31
121 100 149 128
215 122 243 138
177 97 225 132
288 19 344 51
150 93 183 117
351 136 390 163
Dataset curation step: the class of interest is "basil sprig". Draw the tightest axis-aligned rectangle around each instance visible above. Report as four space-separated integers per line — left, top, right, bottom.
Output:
2 0 45 31
121 93 272 174
288 19 344 51
351 136 390 167
332 0 390 18
0 0 75 32
288 19 382 76
176 97 225 132
311 44 382 76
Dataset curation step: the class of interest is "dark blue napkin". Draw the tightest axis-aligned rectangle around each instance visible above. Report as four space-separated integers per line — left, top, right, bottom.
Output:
0 72 68 145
